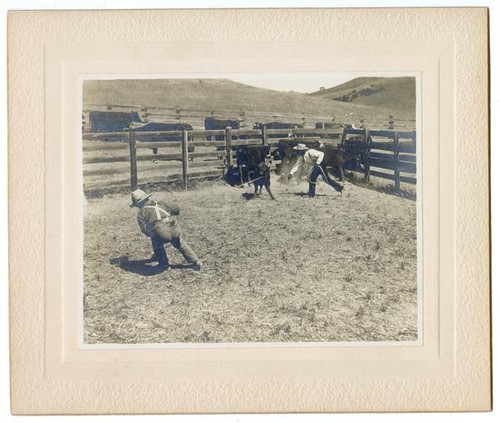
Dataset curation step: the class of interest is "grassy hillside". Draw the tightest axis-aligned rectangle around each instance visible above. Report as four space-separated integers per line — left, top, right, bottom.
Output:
308 77 416 116
83 78 415 129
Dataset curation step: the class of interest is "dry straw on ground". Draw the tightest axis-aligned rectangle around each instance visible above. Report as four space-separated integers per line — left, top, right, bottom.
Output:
83 175 417 344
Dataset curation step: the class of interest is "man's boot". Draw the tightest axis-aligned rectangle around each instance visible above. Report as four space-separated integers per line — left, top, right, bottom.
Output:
153 248 169 269
308 183 316 198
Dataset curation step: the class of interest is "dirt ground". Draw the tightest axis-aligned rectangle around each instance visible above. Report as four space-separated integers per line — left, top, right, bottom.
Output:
83 174 418 344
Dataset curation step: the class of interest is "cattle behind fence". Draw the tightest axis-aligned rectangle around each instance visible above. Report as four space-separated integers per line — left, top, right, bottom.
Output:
84 103 416 132
83 126 416 193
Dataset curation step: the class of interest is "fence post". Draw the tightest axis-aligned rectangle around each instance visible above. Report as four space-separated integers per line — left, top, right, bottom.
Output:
363 128 371 183
225 126 233 168
182 129 189 190
261 125 268 145
340 127 347 146
394 132 401 191
129 128 138 191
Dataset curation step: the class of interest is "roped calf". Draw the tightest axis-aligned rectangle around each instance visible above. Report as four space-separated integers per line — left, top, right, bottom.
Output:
223 144 276 199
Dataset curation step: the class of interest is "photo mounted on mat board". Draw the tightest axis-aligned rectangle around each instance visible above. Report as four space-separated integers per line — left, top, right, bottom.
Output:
81 71 420 346
8 7 490 415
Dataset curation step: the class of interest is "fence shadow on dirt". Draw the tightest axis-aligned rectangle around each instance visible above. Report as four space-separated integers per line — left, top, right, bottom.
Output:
345 173 416 201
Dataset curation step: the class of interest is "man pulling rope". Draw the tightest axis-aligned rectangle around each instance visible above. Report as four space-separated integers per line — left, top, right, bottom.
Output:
130 189 202 271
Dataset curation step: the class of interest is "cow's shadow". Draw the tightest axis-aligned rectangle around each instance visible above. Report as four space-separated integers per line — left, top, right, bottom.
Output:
241 192 257 201
109 256 188 276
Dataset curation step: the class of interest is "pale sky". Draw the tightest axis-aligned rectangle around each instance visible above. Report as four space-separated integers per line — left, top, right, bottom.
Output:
225 71 420 93
224 72 356 93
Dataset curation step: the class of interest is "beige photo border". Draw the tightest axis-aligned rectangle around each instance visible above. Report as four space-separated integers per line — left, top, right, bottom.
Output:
8 8 490 414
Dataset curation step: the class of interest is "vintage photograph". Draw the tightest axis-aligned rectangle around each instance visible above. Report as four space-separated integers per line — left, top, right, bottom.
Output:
8 5 491 414
82 73 418 345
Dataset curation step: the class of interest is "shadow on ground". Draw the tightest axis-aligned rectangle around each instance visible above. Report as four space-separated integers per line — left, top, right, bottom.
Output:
346 176 416 201
291 192 328 197
241 192 256 201
109 256 190 276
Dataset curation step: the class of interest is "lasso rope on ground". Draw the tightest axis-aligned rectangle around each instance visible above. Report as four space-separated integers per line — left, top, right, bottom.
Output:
198 222 273 259
232 175 265 189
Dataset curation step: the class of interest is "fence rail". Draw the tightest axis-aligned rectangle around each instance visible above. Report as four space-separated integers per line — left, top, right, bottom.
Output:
83 126 417 193
340 128 417 190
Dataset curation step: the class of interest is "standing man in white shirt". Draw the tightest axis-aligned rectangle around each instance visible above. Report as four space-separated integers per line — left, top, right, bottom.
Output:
287 143 344 197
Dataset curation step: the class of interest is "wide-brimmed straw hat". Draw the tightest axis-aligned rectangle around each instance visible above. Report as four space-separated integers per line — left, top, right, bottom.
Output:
130 189 152 207
293 143 308 151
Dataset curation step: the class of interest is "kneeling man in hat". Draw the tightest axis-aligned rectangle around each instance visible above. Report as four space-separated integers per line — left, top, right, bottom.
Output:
130 189 202 270
287 143 344 197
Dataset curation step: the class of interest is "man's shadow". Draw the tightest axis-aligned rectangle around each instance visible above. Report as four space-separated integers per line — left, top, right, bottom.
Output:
290 192 328 197
109 256 188 276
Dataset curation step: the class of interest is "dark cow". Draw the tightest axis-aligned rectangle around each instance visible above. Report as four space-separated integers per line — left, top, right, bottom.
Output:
321 146 360 181
204 117 240 141
253 122 304 139
88 111 143 133
224 145 276 199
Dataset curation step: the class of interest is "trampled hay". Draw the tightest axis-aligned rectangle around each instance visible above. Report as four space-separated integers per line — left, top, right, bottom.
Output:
83 174 417 344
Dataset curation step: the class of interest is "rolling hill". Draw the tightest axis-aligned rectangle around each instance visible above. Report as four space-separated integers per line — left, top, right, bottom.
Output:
82 78 415 129
308 77 416 116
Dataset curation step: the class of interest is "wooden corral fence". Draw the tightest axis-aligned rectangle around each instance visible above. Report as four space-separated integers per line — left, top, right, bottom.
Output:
82 126 343 192
340 128 417 190
82 126 416 193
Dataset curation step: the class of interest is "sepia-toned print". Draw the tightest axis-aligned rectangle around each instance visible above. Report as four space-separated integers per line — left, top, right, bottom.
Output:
82 73 418 345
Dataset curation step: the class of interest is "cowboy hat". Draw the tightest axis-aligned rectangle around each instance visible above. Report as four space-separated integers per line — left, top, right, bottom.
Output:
293 143 308 150
130 189 152 207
